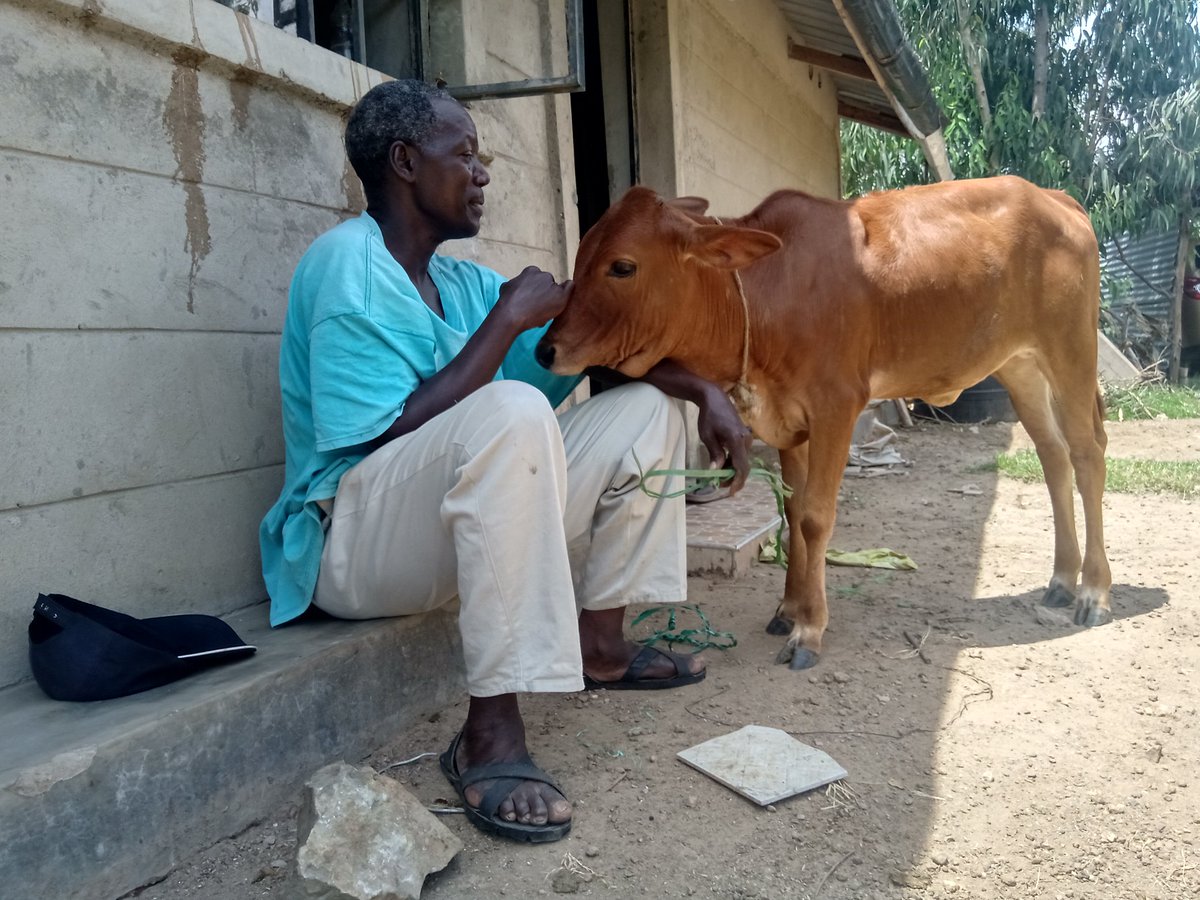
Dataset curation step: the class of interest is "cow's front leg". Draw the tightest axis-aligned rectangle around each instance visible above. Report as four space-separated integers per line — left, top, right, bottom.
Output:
773 415 858 670
767 442 808 637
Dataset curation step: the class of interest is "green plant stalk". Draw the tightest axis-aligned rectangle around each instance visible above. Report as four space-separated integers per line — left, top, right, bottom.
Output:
634 454 794 568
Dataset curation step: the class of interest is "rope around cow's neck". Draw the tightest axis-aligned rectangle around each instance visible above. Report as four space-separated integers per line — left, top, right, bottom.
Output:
714 216 756 415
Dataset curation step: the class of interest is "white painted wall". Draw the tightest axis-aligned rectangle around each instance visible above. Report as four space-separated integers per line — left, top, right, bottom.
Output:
638 0 840 211
0 0 576 689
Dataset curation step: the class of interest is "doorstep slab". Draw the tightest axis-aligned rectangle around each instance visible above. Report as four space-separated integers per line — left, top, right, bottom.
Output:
686 479 784 576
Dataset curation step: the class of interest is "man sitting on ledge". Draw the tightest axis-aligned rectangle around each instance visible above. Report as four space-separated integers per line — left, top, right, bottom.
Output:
259 79 751 843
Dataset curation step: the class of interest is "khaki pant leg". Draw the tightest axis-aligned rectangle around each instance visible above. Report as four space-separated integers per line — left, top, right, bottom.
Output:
315 381 584 696
557 382 689 611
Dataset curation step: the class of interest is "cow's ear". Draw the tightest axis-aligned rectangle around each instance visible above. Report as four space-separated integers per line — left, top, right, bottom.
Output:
667 195 710 216
686 225 782 269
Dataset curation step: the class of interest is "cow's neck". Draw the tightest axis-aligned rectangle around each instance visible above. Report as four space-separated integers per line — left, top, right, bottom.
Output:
672 268 761 418
725 269 761 419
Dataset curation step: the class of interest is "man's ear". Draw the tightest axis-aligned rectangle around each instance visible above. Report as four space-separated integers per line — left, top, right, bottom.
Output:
389 141 417 183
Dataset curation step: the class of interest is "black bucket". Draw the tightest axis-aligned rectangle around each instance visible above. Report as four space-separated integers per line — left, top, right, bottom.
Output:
912 376 1017 423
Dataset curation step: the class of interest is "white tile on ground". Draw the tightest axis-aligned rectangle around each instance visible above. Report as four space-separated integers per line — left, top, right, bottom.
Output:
676 724 847 806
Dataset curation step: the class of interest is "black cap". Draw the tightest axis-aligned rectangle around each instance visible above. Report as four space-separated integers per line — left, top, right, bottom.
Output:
28 593 257 702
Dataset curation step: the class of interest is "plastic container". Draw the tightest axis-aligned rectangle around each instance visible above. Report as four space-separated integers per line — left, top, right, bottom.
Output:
912 375 1017 423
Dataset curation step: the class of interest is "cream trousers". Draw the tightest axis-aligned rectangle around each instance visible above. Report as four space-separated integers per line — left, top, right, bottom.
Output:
314 380 687 697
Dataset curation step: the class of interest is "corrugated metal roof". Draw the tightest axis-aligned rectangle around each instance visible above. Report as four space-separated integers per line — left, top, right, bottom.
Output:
775 0 901 131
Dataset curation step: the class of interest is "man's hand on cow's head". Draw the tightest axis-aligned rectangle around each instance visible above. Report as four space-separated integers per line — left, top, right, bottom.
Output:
498 266 571 332
697 385 753 495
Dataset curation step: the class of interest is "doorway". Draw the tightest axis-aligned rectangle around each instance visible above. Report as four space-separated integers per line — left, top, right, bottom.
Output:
569 0 635 238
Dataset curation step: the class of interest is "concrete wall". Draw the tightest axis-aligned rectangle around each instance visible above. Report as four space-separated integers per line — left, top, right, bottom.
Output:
631 0 840 212
0 0 576 690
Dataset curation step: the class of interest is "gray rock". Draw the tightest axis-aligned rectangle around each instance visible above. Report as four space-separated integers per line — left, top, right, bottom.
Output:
294 762 462 900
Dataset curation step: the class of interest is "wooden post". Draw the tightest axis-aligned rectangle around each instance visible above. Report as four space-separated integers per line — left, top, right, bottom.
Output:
1168 214 1189 384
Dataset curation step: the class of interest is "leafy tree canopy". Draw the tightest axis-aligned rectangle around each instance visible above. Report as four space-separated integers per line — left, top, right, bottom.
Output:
842 0 1200 245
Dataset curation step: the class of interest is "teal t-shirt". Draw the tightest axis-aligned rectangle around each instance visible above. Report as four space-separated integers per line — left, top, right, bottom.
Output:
259 213 581 626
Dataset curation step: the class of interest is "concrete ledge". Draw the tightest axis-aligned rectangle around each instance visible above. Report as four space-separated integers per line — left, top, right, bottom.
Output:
0 603 465 900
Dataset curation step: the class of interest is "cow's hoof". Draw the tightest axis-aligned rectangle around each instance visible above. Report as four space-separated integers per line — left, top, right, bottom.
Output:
788 648 819 670
1041 583 1075 608
774 643 820 669
766 614 793 636
1075 602 1112 628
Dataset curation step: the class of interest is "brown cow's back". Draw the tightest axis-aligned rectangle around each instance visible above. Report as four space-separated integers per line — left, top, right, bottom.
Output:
735 176 1099 405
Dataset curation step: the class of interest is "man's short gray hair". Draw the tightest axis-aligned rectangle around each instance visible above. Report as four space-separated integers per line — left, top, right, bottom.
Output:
345 79 455 200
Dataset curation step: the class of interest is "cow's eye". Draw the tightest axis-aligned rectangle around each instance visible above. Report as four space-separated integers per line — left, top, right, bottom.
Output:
608 259 637 278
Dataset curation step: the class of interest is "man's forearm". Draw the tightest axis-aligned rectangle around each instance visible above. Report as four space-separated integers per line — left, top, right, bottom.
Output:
632 359 728 407
368 306 525 448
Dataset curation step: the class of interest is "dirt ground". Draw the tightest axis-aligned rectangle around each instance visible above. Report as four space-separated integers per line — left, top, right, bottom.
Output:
128 417 1200 900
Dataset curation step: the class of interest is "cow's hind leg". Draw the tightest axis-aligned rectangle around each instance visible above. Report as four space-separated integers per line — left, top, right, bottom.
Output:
1051 374 1112 626
995 358 1112 624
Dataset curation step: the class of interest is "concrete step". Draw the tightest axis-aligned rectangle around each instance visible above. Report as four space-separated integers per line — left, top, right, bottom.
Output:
685 478 784 577
0 603 465 900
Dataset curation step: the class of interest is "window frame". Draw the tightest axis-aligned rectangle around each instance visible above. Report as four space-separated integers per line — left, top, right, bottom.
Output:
268 0 585 100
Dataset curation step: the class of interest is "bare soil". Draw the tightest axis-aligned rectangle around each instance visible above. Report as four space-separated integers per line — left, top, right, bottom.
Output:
129 418 1200 900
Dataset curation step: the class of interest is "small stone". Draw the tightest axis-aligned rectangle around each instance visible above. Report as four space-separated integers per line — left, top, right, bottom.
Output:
585 846 600 858
932 852 949 866
551 868 582 893
685 796 698 808
766 805 777 813
833 671 851 684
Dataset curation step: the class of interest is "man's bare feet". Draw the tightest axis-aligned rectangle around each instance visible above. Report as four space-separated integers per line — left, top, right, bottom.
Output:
578 607 706 685
447 694 571 833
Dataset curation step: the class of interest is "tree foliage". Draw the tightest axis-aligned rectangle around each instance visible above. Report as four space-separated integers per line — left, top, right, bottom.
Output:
841 0 1200 246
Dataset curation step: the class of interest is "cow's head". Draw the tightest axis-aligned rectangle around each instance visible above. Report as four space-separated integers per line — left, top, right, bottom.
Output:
535 186 782 378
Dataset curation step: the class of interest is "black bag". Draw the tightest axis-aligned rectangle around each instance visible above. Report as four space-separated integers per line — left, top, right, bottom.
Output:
28 593 256 702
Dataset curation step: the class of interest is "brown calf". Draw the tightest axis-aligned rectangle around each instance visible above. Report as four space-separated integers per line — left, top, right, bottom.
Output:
537 176 1112 669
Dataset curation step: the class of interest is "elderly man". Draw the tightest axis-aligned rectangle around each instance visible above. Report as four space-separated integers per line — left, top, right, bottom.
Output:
259 79 750 843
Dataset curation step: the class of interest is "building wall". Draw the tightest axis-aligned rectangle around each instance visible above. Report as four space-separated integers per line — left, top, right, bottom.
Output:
0 0 576 689
631 0 839 213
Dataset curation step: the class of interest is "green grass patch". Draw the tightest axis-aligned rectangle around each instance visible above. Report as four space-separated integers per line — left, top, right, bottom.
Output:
1104 382 1200 421
990 449 1200 500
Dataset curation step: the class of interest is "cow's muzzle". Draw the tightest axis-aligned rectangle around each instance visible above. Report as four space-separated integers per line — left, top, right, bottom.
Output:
534 337 555 370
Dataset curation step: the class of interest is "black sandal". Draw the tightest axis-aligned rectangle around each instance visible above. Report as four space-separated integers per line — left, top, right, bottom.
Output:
439 731 572 843
582 644 706 690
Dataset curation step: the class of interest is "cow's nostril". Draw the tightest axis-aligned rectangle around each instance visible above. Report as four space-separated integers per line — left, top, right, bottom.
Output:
535 339 556 370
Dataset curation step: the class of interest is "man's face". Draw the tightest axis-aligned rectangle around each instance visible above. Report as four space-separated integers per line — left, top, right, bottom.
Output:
409 98 490 240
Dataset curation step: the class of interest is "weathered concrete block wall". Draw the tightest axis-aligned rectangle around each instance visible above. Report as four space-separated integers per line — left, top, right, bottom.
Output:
0 0 575 689
662 0 840 212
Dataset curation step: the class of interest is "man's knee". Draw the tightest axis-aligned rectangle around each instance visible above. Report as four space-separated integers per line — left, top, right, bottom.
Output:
616 382 684 424
465 381 563 459
472 380 557 426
